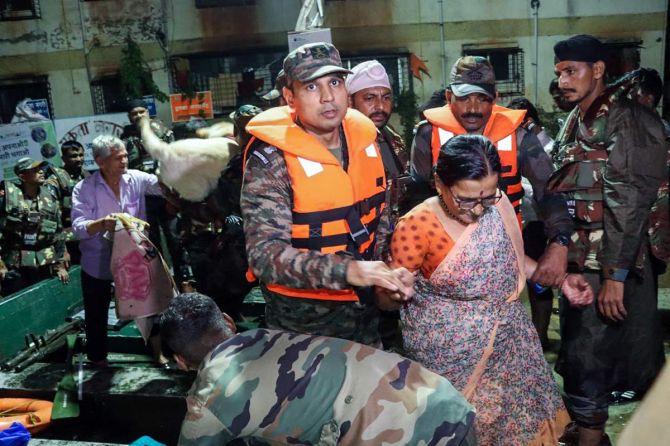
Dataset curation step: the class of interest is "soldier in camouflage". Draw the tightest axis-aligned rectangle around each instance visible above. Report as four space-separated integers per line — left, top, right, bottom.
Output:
120 98 179 267
45 140 90 264
346 60 411 349
0 157 68 296
173 105 260 319
410 56 573 290
549 35 667 445
241 42 415 347
159 292 477 446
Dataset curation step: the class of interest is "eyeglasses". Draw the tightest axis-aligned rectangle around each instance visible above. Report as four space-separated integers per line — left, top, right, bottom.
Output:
449 188 503 210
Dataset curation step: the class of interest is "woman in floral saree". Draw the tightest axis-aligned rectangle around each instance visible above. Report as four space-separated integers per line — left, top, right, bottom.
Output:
379 135 593 445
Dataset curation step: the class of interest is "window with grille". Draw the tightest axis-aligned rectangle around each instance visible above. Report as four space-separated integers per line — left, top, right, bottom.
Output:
90 75 127 115
462 46 524 97
169 50 285 116
0 0 40 21
0 76 52 123
342 53 413 102
195 0 256 7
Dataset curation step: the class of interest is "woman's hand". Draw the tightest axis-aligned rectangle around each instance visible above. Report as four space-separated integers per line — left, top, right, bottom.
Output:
560 274 594 307
374 268 416 311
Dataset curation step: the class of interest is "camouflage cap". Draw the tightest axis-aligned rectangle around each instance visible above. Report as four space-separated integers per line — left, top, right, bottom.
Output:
229 104 263 129
283 42 352 84
262 70 287 101
14 157 46 175
449 56 496 99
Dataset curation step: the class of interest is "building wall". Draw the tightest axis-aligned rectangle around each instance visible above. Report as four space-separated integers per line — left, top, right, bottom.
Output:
0 0 666 123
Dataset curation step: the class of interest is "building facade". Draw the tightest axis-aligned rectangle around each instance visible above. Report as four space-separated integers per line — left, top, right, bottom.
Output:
0 0 666 125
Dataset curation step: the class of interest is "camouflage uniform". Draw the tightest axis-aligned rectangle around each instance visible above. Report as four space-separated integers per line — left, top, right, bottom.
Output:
121 119 180 269
121 118 174 174
177 153 254 319
604 69 670 268
241 141 391 347
45 165 89 263
548 89 667 429
0 180 64 295
178 328 476 446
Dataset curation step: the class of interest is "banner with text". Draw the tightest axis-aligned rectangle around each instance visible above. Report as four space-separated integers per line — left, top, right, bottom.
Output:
170 91 214 122
0 121 59 181
54 113 129 171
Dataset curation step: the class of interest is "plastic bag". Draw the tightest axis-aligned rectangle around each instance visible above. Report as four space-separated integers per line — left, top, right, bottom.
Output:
0 422 30 446
110 213 177 340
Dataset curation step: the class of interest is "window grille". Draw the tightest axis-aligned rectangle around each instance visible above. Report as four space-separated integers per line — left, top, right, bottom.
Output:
462 46 524 98
0 0 40 21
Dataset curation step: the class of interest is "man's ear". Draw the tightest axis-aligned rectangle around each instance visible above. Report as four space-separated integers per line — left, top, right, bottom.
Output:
282 86 294 108
222 312 237 334
593 61 606 80
444 89 452 105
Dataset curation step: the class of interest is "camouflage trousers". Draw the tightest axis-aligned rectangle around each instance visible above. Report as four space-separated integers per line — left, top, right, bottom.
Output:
261 285 381 347
556 254 665 429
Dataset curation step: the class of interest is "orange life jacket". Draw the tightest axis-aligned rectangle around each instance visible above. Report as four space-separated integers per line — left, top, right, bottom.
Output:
244 106 387 301
424 104 526 218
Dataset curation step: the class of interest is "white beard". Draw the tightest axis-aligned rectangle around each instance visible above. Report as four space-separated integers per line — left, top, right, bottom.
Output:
139 118 239 202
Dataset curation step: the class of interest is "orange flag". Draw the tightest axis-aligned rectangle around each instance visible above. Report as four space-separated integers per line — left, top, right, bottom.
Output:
410 53 431 81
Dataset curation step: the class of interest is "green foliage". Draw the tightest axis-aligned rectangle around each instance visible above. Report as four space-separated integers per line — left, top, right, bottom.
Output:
396 89 418 149
119 35 168 102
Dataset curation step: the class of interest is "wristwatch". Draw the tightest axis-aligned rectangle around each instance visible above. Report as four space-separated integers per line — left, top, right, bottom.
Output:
550 233 570 247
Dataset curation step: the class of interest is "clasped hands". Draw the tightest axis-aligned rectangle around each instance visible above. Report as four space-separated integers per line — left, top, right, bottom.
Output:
346 260 416 311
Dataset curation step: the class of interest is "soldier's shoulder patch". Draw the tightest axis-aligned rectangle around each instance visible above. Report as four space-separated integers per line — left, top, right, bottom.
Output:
247 141 281 167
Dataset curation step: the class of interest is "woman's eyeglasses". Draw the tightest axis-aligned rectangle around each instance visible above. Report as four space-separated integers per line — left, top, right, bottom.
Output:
450 188 503 210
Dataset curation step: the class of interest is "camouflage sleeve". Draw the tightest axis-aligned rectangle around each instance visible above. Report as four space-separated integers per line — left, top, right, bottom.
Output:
410 123 433 183
45 177 63 202
599 103 668 272
517 128 573 239
240 147 351 290
177 403 235 446
53 205 66 262
373 198 392 261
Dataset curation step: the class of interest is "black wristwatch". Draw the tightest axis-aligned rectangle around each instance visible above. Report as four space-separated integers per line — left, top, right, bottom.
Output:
550 234 570 247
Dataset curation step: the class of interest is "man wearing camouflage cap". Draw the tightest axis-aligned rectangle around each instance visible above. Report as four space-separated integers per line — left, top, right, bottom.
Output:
261 69 287 107
411 55 573 290
0 157 68 295
548 35 667 446
241 42 415 346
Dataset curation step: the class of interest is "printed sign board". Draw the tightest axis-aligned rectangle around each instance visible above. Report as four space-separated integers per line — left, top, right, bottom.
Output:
169 91 214 122
0 121 59 180
288 28 332 51
25 99 51 120
54 113 129 171
142 95 157 117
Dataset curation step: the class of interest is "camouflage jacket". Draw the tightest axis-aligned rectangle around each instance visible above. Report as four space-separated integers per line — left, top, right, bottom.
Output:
605 70 670 264
178 328 475 446
377 124 409 175
45 165 89 241
548 91 668 276
121 119 174 174
0 181 64 269
240 133 392 345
